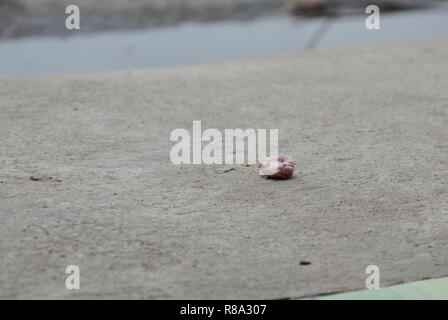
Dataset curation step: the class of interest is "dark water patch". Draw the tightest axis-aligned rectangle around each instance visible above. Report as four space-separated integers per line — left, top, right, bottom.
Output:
290 0 439 17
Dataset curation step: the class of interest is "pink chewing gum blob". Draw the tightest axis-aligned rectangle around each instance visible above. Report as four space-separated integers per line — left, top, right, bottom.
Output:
257 155 295 179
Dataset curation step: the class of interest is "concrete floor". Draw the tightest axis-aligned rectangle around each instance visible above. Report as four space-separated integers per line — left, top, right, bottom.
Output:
0 37 447 299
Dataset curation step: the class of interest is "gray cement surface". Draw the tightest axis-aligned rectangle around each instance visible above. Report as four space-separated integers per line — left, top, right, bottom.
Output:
1 37 448 299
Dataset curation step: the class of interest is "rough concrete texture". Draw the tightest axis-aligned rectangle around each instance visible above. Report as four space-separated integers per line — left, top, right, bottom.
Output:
1 37 448 299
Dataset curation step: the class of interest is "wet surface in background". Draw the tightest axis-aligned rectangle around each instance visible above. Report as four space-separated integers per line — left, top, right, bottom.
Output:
0 5 447 77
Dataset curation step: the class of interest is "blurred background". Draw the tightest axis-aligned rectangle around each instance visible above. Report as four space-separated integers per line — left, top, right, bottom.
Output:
1 0 448 76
